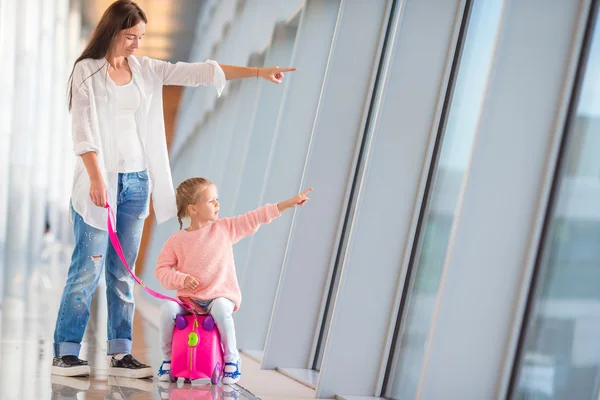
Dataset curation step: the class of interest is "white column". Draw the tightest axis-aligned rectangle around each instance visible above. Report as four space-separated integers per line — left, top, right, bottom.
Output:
47 0 70 249
1 2 42 399
59 0 83 249
28 0 57 274
0 0 18 303
3 0 42 299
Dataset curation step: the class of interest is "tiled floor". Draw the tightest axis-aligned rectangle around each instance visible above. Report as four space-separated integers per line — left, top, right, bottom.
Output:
0 244 322 399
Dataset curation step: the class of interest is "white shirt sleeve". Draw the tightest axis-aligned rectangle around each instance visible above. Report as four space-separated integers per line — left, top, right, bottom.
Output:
71 61 100 156
145 57 226 97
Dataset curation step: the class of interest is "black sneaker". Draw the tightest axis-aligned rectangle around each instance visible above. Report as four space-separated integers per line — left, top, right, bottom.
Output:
51 356 91 377
108 354 153 379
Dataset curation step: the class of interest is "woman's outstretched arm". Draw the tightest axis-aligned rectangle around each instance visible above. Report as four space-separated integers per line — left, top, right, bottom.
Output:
220 65 297 84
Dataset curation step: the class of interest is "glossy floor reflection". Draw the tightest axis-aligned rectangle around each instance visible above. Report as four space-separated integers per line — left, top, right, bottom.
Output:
49 376 246 399
0 243 259 400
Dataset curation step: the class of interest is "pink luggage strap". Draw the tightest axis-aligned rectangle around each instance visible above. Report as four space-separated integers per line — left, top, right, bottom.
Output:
106 203 194 313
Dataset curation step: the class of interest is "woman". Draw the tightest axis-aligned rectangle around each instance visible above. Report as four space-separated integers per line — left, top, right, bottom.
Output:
51 0 296 379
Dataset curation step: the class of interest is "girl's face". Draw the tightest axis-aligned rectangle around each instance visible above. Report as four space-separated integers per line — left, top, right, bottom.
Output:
188 184 220 222
112 21 145 57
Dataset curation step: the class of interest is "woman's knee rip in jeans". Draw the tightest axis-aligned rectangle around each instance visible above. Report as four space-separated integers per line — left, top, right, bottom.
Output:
91 254 103 269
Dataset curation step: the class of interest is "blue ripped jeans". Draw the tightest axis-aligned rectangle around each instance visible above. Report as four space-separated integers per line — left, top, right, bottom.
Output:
53 171 150 357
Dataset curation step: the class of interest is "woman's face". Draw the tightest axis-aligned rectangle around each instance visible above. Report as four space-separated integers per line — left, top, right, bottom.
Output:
112 21 145 57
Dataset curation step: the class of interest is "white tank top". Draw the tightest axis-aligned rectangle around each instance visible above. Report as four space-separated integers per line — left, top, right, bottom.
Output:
116 80 146 173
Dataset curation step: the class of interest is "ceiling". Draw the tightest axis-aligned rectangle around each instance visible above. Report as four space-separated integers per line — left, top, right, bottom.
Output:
82 0 205 62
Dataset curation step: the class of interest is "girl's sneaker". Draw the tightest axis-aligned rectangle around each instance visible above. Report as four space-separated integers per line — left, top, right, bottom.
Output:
157 360 172 382
222 360 241 385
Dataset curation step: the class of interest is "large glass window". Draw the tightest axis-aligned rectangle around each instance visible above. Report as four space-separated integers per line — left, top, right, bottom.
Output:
512 8 600 399
385 1 503 398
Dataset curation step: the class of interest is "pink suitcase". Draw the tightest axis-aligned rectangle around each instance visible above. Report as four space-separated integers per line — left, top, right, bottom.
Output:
169 314 224 384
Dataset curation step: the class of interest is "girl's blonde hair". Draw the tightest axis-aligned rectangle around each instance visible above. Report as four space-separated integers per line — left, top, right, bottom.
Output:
175 177 213 230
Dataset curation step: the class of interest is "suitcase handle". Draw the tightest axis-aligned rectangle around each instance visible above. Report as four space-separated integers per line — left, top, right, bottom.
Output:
106 203 194 313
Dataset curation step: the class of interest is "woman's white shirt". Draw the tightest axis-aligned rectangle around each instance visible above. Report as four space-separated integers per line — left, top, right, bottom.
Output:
115 79 146 173
70 55 226 230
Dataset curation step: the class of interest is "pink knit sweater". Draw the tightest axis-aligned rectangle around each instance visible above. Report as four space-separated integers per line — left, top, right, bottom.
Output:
155 204 280 311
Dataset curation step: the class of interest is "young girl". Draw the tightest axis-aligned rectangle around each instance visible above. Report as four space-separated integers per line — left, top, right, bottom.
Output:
154 177 311 384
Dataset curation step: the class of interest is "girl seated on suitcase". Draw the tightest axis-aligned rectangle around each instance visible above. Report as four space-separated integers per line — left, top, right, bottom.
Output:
155 177 311 384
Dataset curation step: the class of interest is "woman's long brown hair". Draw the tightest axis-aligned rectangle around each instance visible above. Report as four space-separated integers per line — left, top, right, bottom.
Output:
67 0 147 110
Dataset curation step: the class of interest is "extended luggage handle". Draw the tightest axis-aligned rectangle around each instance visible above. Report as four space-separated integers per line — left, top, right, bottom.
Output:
106 203 195 314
